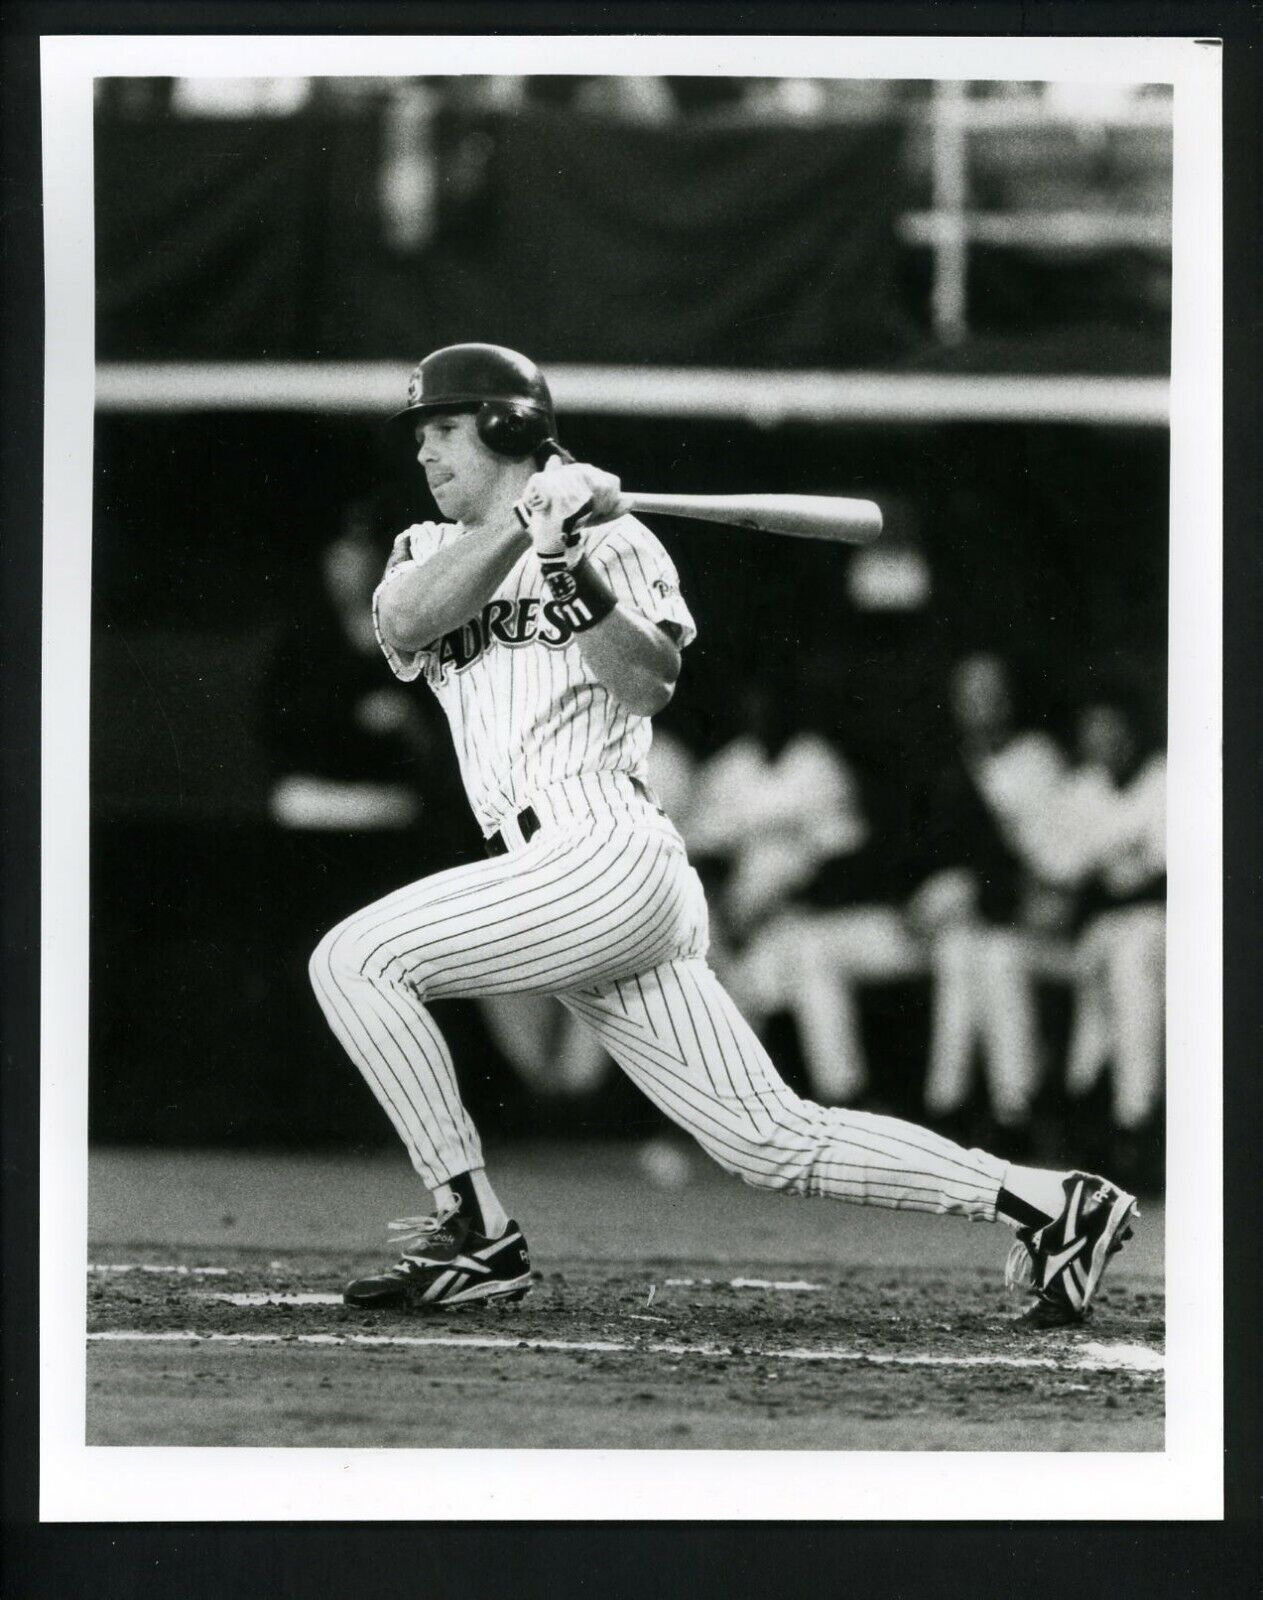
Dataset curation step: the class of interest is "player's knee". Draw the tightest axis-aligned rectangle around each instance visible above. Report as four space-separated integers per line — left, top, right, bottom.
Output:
309 920 346 993
309 913 377 992
736 1139 815 1196
698 1109 816 1197
311 909 430 995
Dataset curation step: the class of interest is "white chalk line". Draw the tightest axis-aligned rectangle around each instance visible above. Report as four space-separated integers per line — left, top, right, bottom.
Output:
87 1329 1163 1375
89 1264 229 1276
94 1271 823 1293
90 1276 824 1298
197 1284 825 1308
203 1292 343 1306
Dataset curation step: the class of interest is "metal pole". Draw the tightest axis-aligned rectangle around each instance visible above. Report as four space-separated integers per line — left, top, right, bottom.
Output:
930 80 969 344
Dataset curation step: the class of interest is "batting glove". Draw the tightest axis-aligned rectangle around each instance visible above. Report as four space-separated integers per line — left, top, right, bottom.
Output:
514 458 597 568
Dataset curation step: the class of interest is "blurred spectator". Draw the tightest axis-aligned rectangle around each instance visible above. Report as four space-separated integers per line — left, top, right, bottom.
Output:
475 989 611 1100
1025 688 1166 1174
1041 81 1151 127
505 75 905 125
170 78 312 117
908 652 1069 1139
522 76 676 121
772 877 923 1108
687 678 865 925
260 505 454 839
684 678 879 1103
148 73 916 128
739 77 905 122
575 77 677 122
379 82 442 255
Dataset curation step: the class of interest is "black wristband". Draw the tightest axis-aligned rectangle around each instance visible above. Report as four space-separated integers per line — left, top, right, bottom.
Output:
539 555 617 631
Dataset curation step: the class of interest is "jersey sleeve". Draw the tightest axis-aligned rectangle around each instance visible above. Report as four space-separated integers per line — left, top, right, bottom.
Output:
587 517 697 649
371 522 447 683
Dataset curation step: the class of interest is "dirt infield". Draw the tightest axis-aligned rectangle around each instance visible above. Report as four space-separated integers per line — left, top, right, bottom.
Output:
87 1144 1165 1451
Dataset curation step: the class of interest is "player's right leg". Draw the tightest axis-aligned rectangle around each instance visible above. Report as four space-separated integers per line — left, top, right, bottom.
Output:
560 958 1136 1325
561 960 1010 1222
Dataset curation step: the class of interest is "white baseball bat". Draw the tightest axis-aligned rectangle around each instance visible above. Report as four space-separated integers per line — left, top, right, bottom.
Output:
618 491 882 545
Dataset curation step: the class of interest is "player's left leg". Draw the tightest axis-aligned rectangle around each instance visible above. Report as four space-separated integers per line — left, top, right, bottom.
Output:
310 825 690 1184
560 958 1136 1323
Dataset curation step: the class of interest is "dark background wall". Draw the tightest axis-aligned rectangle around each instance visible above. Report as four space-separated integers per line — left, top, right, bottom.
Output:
94 95 1171 373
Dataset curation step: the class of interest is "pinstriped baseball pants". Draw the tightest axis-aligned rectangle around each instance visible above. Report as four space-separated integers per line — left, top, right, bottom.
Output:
309 780 1008 1221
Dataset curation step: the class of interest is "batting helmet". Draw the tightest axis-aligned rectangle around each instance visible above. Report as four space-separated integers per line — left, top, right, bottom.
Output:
393 343 559 461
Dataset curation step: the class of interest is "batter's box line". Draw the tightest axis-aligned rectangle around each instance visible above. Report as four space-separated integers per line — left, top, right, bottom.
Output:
88 1263 230 1276
87 1330 1165 1375
191 1286 824 1308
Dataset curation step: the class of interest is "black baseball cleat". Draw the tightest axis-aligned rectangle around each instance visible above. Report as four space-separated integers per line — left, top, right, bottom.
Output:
1004 1172 1138 1328
343 1209 532 1310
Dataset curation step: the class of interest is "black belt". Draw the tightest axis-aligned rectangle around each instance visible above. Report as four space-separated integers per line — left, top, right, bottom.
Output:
485 805 540 857
484 779 662 858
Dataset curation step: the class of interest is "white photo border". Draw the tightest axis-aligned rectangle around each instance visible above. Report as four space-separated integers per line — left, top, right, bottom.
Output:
39 32 1223 1522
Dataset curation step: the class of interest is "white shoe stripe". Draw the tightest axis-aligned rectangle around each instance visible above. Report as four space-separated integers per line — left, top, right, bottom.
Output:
1081 1193 1137 1306
1040 1237 1088 1289
440 1272 532 1306
472 1231 521 1261
449 1254 493 1275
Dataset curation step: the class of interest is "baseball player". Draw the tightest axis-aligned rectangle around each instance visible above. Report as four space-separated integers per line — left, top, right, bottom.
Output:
309 344 1137 1328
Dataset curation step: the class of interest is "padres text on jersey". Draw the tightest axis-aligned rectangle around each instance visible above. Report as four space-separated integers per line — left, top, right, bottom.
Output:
374 515 696 836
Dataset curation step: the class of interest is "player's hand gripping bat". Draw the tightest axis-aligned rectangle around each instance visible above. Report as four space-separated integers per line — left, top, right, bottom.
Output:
612 491 882 545
519 454 883 547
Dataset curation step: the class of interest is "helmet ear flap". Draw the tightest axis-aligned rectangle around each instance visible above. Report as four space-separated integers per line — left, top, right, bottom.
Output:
475 401 554 460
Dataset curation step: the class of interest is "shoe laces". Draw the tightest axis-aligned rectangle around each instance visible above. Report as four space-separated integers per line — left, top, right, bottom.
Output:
387 1207 461 1255
1004 1238 1036 1293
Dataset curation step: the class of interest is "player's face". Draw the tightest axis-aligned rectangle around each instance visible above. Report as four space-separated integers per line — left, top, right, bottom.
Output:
414 413 505 522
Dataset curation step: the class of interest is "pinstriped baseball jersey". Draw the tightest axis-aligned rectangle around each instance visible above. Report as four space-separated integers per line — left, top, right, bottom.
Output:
374 515 695 836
